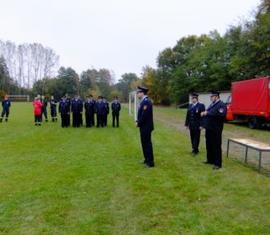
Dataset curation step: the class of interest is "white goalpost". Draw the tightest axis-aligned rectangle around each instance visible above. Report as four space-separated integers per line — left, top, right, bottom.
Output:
128 91 138 121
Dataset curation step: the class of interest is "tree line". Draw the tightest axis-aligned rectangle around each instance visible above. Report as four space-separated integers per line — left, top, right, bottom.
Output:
32 67 115 100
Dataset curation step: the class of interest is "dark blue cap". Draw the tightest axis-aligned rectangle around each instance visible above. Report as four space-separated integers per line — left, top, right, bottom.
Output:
211 91 220 96
191 93 199 98
137 86 149 94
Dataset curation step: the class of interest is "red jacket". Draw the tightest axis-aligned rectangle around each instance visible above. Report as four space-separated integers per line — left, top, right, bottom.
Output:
33 100 43 115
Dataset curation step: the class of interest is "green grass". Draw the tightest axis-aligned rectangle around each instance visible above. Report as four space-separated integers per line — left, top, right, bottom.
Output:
0 103 270 234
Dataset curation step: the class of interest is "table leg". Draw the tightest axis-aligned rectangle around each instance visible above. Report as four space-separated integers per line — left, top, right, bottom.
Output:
226 140 230 158
258 151 262 171
245 146 248 163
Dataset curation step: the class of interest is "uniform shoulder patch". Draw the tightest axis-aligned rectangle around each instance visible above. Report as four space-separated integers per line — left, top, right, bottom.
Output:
219 108 224 113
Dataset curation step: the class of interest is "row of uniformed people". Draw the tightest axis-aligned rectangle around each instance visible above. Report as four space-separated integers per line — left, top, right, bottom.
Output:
136 88 227 170
185 91 227 170
58 95 121 128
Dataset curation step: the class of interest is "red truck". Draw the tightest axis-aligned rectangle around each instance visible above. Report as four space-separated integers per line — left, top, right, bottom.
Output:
226 76 270 128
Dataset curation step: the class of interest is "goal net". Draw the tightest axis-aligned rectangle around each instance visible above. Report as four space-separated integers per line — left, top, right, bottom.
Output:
128 91 138 121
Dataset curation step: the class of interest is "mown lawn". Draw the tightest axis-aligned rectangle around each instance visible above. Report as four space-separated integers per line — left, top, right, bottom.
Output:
0 103 270 235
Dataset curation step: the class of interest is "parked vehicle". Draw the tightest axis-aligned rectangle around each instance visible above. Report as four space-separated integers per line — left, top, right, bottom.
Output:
226 76 270 129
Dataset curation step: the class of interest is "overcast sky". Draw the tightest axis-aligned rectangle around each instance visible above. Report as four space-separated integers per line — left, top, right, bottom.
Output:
0 0 261 80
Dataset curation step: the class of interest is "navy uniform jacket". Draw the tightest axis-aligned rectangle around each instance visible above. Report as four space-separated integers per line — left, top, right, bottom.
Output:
42 99 48 110
84 100 96 114
111 101 121 114
50 99 57 110
59 100 70 114
137 96 154 131
185 102 205 129
95 101 106 115
2 100 11 111
105 101 109 114
71 99 83 113
203 100 227 132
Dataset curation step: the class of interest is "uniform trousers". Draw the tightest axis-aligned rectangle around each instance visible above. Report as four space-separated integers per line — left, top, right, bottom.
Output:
112 113 119 127
61 113 70 127
189 128 201 153
140 127 154 166
205 129 222 167
1 108 9 118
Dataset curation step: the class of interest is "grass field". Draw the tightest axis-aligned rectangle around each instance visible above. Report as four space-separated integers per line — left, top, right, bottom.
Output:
0 103 270 235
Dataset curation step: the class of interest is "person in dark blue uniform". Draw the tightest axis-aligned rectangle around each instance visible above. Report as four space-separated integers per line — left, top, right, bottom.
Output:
71 96 83 127
201 91 227 170
136 86 154 168
59 96 71 128
111 96 121 127
103 97 109 127
0 95 11 122
185 93 205 155
95 96 106 128
66 96 71 126
50 96 58 122
78 96 83 126
84 95 96 127
41 95 48 122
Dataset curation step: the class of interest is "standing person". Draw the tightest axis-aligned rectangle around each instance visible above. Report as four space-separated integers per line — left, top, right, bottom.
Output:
59 96 70 128
201 91 227 170
50 96 58 122
84 95 96 127
103 97 109 127
41 95 48 122
66 95 71 126
185 93 205 155
78 96 83 126
136 86 155 168
0 95 11 122
111 96 121 127
71 96 83 128
33 97 43 126
95 96 105 128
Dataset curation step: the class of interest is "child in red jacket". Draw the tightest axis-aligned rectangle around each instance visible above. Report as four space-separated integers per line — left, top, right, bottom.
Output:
33 97 43 126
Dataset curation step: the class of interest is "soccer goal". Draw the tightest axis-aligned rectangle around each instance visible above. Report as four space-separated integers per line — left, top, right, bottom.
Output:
128 91 138 121
8 95 30 102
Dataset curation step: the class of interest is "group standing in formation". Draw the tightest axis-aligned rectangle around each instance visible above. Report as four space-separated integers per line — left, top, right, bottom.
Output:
32 94 121 128
1 89 227 170
185 91 227 170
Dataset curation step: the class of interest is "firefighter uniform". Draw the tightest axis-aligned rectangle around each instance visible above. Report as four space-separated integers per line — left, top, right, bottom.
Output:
95 96 106 128
71 97 83 127
203 92 227 169
136 86 154 168
50 97 57 122
185 93 205 154
84 96 96 127
111 97 121 127
59 97 71 127
1 97 11 122
103 98 109 127
41 97 48 122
